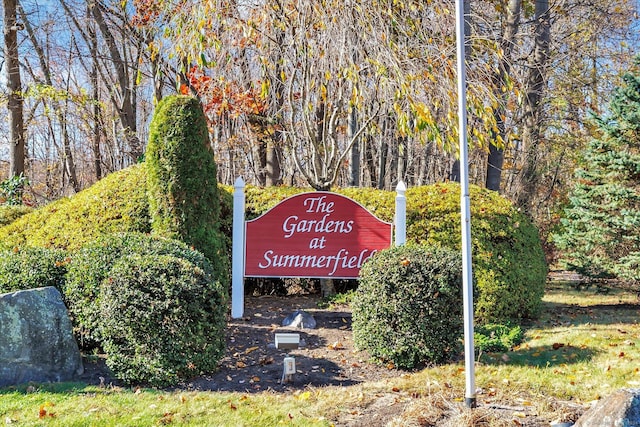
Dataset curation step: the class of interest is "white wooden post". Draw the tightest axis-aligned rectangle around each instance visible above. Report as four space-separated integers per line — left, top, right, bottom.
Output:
395 181 406 246
231 177 246 319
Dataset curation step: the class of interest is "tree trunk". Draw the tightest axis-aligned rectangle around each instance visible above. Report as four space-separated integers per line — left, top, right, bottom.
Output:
515 0 551 212
4 0 25 179
88 5 102 180
19 3 80 193
486 0 521 192
320 278 336 298
377 138 388 190
89 1 142 161
348 107 360 187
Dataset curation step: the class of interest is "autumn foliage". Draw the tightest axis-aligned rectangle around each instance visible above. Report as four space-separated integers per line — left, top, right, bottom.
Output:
181 66 266 121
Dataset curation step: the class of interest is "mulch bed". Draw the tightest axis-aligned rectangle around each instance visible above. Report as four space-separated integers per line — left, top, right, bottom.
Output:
81 294 402 393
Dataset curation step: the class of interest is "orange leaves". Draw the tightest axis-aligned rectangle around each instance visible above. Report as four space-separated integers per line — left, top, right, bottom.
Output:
185 66 267 121
38 402 55 419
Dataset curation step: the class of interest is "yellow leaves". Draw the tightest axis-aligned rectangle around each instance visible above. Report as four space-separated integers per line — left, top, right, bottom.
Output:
320 84 327 102
260 80 270 99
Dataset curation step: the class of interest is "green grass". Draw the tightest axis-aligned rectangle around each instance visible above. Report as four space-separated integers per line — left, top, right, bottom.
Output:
0 383 329 426
1 281 639 425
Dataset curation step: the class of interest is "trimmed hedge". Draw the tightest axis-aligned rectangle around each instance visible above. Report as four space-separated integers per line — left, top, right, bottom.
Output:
0 247 68 294
0 164 150 251
405 183 547 323
65 232 220 349
0 205 33 227
353 245 463 369
99 254 226 387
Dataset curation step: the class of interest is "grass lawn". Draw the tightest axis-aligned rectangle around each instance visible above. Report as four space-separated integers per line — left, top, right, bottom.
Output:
1 281 639 426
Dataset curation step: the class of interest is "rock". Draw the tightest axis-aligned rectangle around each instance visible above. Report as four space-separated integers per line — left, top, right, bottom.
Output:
574 388 640 427
282 310 317 329
0 287 83 387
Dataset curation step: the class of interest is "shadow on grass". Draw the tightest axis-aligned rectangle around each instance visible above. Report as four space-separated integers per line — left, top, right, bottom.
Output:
478 342 599 368
0 381 94 394
535 300 640 328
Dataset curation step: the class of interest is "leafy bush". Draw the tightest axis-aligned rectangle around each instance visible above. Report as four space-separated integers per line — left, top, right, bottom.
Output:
0 205 33 227
353 245 463 369
0 247 68 294
0 173 28 206
146 95 228 286
99 254 226 387
65 232 220 348
0 164 150 251
406 183 547 324
474 324 523 353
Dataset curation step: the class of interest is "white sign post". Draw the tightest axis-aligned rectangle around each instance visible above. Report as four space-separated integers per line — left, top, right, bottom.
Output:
231 177 246 319
395 181 406 247
455 0 477 409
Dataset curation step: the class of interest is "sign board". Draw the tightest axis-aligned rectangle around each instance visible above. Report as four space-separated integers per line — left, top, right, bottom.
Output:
244 192 392 278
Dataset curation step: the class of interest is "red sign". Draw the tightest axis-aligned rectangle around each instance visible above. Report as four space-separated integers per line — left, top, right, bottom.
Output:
245 192 392 278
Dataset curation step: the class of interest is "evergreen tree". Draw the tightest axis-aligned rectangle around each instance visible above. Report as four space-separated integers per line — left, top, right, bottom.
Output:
555 57 640 284
146 95 229 286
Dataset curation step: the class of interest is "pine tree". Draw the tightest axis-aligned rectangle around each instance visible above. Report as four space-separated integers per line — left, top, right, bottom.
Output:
555 57 640 285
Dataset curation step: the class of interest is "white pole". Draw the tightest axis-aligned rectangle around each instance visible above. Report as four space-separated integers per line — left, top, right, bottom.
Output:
231 177 246 319
455 0 476 409
395 181 406 246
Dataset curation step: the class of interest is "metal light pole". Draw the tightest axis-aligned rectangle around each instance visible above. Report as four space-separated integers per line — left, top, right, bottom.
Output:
455 0 476 409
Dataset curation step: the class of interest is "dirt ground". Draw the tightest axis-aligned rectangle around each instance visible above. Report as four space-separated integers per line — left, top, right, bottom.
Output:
81 294 586 426
180 294 402 393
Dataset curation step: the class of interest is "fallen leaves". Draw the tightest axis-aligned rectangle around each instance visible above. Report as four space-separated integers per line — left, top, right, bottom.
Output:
244 346 259 355
328 341 344 350
38 402 55 419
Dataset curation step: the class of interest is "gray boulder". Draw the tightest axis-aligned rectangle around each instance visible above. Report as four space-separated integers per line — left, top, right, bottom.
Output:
0 287 83 387
574 388 640 427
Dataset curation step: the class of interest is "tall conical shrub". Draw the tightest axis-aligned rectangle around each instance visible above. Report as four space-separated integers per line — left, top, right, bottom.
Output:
146 95 228 286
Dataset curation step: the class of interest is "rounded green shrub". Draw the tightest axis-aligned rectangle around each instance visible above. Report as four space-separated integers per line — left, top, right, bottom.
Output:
0 164 150 251
99 254 226 387
0 247 68 294
353 245 463 369
406 183 547 324
65 232 220 348
146 95 228 286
